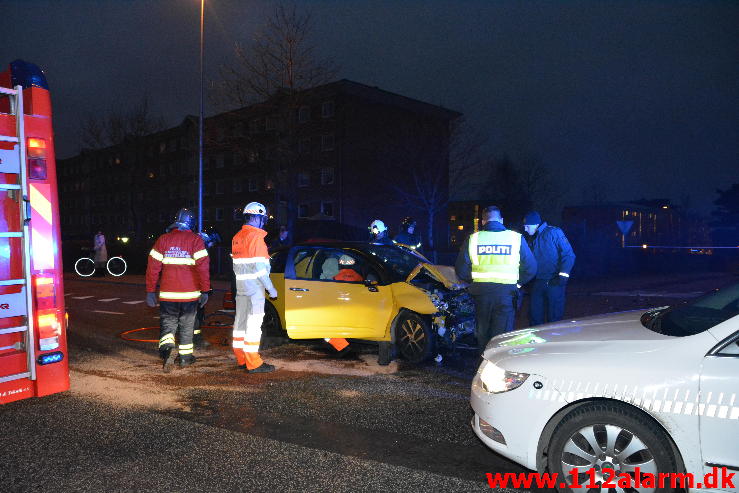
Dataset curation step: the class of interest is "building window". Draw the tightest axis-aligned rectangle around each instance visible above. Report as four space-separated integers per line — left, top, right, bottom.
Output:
215 208 224 222
233 180 243 193
321 134 334 151
321 201 334 218
265 178 275 191
216 154 225 168
299 138 311 154
321 100 334 118
298 203 310 218
298 105 310 123
249 119 262 134
248 177 259 192
318 168 333 186
224 152 234 167
159 142 166 154
215 180 224 195
247 149 258 163
232 208 243 221
297 172 310 188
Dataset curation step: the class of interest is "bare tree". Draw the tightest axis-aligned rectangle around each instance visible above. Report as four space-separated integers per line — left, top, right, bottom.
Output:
214 3 338 233
79 95 164 149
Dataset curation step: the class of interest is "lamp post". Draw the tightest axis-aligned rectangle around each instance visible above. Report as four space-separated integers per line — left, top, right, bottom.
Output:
197 0 205 233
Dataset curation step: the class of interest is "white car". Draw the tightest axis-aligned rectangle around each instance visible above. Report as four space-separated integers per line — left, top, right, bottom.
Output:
471 281 739 492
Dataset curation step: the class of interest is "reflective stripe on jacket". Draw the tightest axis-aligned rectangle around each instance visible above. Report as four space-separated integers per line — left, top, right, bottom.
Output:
467 230 521 284
146 229 210 302
232 225 275 295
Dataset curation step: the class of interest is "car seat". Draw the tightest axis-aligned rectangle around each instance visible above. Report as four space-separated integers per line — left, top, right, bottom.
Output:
319 257 339 279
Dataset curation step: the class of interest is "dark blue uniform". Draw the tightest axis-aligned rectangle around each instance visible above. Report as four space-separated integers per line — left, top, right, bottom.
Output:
525 222 575 326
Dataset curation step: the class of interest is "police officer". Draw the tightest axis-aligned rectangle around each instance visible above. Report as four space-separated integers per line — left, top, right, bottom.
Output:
455 206 537 352
523 211 576 326
393 216 423 252
146 208 210 372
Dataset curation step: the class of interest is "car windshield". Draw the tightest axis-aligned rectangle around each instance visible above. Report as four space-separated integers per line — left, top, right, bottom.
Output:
362 245 425 281
645 281 739 337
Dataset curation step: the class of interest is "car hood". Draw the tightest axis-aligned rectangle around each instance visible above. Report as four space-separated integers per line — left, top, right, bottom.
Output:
487 309 676 354
406 263 466 290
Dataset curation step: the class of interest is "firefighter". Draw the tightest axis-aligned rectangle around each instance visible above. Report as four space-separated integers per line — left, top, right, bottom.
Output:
146 208 210 372
393 216 423 252
523 211 576 326
369 219 393 245
231 202 277 373
454 205 537 353
192 225 222 349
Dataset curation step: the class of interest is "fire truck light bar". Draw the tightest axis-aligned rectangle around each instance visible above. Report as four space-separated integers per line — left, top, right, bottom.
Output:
37 351 64 365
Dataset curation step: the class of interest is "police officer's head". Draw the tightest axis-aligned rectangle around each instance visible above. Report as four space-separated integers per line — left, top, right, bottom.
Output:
523 211 542 236
481 206 503 225
243 201 268 229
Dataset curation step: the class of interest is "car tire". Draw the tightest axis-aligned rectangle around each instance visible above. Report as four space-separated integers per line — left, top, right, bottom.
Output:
547 402 680 492
262 301 286 336
378 341 394 366
395 311 435 364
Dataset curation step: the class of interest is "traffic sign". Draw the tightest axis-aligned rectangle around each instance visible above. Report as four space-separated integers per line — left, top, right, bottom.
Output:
616 220 634 235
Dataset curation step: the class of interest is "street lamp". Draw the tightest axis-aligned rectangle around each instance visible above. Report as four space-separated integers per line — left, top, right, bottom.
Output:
197 0 205 232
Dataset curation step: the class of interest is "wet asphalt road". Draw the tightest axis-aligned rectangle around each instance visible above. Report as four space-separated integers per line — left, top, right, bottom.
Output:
1 275 529 492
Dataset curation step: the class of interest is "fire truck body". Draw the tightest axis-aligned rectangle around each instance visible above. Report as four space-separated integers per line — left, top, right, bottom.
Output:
0 60 69 404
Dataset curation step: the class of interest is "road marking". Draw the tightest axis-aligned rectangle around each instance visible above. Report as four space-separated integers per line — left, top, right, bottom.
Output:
123 300 145 305
98 298 120 302
64 293 75 297
92 310 125 315
71 295 94 300
592 291 703 298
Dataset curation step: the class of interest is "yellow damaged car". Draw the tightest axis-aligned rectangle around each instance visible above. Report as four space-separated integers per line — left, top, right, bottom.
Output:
261 242 476 365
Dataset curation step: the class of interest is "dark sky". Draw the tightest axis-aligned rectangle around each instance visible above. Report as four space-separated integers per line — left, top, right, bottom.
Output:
2 0 737 215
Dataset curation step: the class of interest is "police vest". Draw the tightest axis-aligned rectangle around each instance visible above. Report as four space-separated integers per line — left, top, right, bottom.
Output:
468 230 521 284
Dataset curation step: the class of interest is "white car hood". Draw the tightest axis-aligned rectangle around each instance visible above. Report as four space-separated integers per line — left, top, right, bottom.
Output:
483 309 691 366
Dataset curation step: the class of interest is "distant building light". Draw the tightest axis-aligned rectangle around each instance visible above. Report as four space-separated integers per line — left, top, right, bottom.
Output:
119 237 129 244
457 225 464 230
642 244 648 249
661 205 669 209
450 215 457 221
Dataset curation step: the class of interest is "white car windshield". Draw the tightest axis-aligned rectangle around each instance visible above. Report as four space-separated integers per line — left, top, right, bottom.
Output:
645 281 739 336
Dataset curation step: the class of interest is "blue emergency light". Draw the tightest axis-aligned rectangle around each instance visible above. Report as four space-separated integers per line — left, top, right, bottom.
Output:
37 351 64 365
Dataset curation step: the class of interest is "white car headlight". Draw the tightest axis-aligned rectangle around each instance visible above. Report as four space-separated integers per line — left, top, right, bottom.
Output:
478 360 529 393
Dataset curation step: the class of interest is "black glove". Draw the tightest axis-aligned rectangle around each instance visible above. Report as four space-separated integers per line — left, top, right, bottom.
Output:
198 293 209 308
550 274 569 287
514 284 523 311
146 292 157 307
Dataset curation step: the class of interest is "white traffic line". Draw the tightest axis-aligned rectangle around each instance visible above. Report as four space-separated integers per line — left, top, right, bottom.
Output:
122 300 145 305
64 293 75 297
71 295 94 300
98 298 120 302
92 310 125 315
593 291 703 298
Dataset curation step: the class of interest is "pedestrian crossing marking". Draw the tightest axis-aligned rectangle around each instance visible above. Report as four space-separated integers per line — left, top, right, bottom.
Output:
71 295 94 299
92 310 124 315
98 298 120 302
122 300 145 305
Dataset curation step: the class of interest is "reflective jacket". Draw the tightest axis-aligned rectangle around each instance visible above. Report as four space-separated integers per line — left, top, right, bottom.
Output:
455 221 537 289
468 230 521 284
526 222 576 280
232 225 275 296
393 232 422 251
146 229 210 302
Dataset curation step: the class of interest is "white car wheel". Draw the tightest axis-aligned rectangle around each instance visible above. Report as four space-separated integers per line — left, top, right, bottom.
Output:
547 402 680 493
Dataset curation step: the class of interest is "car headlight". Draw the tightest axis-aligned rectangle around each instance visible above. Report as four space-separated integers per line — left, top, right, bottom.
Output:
478 360 529 393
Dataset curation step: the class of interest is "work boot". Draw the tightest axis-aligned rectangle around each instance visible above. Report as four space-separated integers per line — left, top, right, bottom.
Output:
177 354 196 368
246 362 275 374
160 347 175 373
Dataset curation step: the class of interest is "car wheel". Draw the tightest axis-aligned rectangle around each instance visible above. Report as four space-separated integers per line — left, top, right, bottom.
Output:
395 311 434 363
547 402 680 492
261 301 286 338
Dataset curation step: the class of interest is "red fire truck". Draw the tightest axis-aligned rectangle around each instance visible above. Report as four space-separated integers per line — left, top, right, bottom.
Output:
0 60 69 404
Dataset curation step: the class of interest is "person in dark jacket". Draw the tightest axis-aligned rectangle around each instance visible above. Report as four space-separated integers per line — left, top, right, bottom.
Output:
523 211 576 326
393 216 423 252
455 206 537 352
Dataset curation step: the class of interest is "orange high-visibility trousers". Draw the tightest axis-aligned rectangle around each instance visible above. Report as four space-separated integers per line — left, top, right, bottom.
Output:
233 292 265 370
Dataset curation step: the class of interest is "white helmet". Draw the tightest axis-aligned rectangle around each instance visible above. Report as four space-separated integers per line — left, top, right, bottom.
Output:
338 254 356 266
369 219 387 233
243 201 268 216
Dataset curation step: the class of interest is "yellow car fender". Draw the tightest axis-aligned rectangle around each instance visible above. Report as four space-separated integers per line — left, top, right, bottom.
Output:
385 282 437 339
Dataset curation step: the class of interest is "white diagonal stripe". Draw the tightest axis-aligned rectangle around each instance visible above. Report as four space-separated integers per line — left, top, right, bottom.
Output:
98 298 120 302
